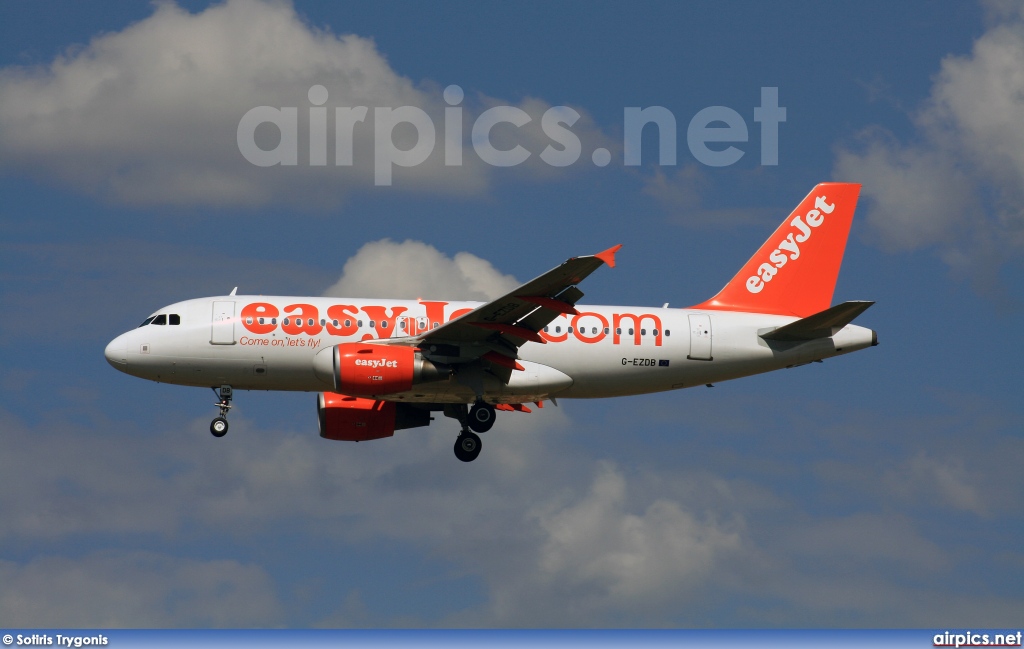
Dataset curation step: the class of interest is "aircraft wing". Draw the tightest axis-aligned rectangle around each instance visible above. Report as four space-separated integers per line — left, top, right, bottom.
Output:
380 244 621 374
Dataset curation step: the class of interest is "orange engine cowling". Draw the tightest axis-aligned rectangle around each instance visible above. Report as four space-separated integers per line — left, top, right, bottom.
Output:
314 343 447 397
317 392 431 442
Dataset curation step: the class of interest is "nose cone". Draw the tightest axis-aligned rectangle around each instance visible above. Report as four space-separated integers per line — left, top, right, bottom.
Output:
104 333 129 368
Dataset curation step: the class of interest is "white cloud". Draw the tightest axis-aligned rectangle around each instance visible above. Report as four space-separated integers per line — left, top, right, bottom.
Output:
0 551 281 627
473 94 619 180
322 239 520 300
779 513 946 571
885 453 988 516
0 403 751 626
477 462 745 626
834 138 977 250
0 0 479 206
834 9 1024 285
2 387 1023 626
536 463 739 599
0 0 614 208
0 403 575 543
641 165 770 228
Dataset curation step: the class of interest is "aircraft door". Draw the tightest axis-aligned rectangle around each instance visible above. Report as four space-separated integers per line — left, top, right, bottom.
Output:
211 301 237 345
687 314 712 361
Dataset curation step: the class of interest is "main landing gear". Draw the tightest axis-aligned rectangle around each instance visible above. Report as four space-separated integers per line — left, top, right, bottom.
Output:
449 401 495 462
210 384 232 438
468 401 496 433
454 431 481 463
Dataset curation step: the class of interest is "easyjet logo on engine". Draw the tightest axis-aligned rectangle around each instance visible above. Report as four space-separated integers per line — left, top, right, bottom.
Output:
355 358 398 368
746 194 835 294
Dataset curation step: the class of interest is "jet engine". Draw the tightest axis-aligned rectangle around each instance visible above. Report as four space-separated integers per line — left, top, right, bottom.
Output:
313 343 448 397
317 392 431 442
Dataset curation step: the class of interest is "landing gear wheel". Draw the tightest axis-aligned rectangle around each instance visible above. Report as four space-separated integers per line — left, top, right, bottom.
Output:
210 416 229 437
468 402 496 433
209 385 233 438
453 432 482 462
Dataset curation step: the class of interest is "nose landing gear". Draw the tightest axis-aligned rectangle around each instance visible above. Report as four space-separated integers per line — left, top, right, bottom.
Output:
210 385 232 437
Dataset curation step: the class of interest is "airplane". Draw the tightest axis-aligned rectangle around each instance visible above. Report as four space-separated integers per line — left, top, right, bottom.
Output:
104 182 876 462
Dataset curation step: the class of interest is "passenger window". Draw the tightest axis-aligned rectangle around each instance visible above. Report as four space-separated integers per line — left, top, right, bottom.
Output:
344 319 351 327
544 326 549 332
641 329 646 336
283 318 290 326
400 321 406 330
357 320 363 327
271 318 277 325
665 330 671 336
170 314 180 325
568 327 573 333
628 328 634 335
320 319 325 326
333 320 340 327
381 321 388 329
604 327 609 334
369 321 376 328
152 314 167 325
307 318 314 327
616 328 621 335
653 329 659 336
555 326 561 333
245 317 253 325
258 318 265 325
433 322 439 328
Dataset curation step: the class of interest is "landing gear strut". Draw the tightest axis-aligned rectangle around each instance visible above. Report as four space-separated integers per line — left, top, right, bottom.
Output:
447 403 483 462
210 384 232 437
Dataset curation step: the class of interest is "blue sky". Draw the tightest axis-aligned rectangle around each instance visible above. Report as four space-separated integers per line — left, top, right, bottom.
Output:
0 0 1022 627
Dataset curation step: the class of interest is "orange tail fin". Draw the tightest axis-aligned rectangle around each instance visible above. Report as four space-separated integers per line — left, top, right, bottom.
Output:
690 183 861 317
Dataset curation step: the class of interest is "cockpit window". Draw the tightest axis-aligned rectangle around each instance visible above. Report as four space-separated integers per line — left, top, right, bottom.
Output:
138 316 156 328
152 314 167 325
169 314 181 325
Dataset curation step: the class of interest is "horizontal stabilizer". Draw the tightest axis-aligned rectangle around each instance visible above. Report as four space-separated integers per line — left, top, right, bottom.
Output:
760 301 874 342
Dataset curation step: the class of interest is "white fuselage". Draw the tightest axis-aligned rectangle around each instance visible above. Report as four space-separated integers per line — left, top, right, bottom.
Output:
104 296 876 404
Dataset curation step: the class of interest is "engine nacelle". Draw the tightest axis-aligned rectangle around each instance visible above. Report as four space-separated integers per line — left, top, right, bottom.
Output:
317 392 431 442
313 343 447 397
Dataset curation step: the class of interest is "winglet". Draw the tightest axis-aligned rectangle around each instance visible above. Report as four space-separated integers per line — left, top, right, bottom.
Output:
594 244 623 268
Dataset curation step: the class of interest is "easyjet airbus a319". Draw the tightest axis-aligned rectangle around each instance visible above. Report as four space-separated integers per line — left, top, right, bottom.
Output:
105 183 876 462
